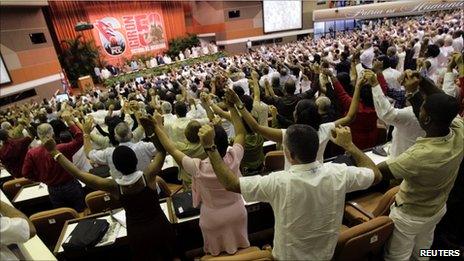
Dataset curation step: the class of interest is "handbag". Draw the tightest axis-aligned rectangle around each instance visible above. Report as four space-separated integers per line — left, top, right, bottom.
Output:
62 219 109 252
171 191 200 218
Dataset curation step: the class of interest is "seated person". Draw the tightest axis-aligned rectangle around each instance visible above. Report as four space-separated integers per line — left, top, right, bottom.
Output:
1 201 36 261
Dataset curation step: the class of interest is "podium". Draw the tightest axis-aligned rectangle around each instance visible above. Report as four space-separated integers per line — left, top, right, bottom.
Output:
77 75 94 92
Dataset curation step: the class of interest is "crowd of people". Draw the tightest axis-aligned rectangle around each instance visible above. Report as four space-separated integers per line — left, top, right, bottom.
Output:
95 42 219 80
1 9 463 261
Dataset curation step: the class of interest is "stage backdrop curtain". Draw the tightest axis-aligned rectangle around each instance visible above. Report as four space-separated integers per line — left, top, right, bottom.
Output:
47 1 186 56
47 1 93 45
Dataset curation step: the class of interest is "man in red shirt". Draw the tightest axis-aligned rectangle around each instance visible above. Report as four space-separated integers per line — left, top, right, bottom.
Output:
22 113 85 211
0 129 32 178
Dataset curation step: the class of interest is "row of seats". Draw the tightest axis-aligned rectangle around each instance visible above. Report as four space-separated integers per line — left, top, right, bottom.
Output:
3 148 398 260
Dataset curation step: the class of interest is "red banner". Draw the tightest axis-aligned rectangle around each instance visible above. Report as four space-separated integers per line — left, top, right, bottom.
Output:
89 10 167 65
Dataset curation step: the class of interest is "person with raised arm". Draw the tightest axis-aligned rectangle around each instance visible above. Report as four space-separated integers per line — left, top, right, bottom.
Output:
377 71 464 261
43 124 176 261
198 122 382 260
227 70 363 169
151 102 250 256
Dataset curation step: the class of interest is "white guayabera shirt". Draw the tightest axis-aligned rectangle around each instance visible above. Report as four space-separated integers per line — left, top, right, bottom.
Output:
240 161 374 260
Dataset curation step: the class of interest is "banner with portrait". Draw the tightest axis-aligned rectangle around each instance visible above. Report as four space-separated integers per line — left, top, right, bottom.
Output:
89 10 167 65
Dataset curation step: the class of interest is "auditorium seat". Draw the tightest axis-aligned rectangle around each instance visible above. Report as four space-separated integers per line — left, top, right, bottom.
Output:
2 178 36 199
30 207 79 250
85 190 122 215
333 216 394 261
344 186 399 225
201 246 273 260
264 151 285 172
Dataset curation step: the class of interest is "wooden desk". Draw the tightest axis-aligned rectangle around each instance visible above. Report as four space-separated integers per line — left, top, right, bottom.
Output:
54 199 272 260
0 168 14 185
263 140 277 155
1 189 57 261
9 155 175 210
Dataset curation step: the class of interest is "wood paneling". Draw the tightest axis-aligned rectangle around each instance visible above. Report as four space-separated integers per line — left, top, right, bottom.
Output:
7 60 61 85
16 47 58 67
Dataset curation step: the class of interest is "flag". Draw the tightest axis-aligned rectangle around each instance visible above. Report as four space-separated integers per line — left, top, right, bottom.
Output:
59 69 72 94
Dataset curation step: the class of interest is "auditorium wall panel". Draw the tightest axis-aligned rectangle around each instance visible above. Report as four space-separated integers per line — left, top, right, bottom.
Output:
0 6 61 103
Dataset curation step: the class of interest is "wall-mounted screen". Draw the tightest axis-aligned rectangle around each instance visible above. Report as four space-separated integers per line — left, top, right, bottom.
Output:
263 0 302 33
1 54 12 85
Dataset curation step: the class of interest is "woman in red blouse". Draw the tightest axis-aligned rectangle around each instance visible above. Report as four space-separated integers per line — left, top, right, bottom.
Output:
329 68 388 150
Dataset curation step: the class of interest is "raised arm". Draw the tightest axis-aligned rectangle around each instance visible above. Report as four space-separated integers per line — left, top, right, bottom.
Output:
0 201 36 238
251 71 261 103
139 117 167 184
199 92 216 122
228 87 282 142
82 117 94 157
198 125 241 193
334 70 369 126
328 70 353 112
225 90 246 146
45 139 117 195
151 113 187 166
330 127 383 185
210 102 232 122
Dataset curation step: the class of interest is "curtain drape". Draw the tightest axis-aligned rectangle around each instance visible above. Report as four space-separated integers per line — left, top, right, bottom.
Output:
48 1 93 45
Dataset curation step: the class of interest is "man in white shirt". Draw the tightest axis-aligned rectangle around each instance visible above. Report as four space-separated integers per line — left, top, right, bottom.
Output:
1 201 36 261
360 42 375 69
369 71 424 157
84 122 157 180
412 38 421 60
161 101 177 125
229 74 250 96
199 124 382 260
452 30 463 52
165 102 195 144
380 56 403 91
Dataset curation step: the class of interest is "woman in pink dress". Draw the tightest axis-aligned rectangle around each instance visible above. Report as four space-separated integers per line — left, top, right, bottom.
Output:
151 102 250 256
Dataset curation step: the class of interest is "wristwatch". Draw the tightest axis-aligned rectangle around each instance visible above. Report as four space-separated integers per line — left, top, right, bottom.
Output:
203 145 217 152
236 103 245 110
53 152 63 161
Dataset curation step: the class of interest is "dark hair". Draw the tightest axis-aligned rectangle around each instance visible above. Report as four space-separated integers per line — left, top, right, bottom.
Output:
93 102 105 111
0 129 8 142
240 95 253 112
112 145 138 175
49 119 68 138
59 130 73 143
284 79 296 95
185 120 201 143
233 85 245 97
174 102 188 117
377 55 391 70
423 93 459 127
360 84 374 108
284 124 319 164
214 125 229 157
295 99 321 131
337 72 354 96
239 95 254 133
426 44 440 58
